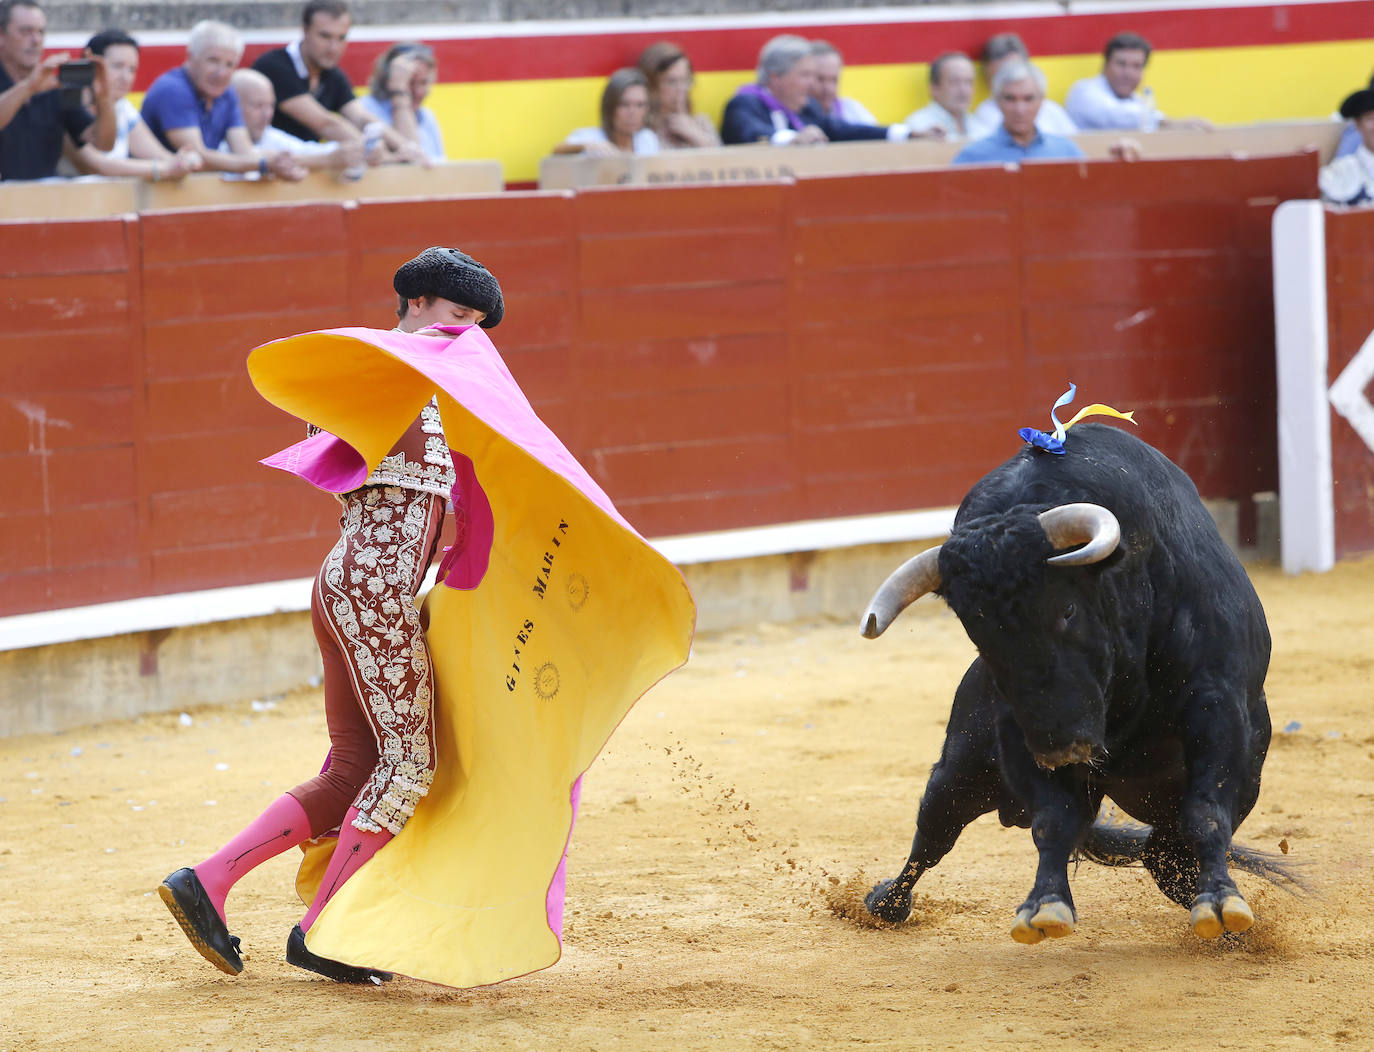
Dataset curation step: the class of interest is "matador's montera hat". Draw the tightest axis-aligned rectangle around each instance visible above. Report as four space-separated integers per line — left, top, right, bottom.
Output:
394 247 504 329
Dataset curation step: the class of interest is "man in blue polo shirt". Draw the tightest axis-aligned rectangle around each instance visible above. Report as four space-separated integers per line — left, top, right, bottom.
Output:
141 19 304 180
954 62 1085 165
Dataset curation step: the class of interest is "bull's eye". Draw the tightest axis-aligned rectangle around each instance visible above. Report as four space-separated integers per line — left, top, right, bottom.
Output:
1057 602 1077 631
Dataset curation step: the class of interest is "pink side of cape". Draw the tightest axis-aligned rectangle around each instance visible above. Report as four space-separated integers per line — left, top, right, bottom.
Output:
257 325 626 945
260 326 631 530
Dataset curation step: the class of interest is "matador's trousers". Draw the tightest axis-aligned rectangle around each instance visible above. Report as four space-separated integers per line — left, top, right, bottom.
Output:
289 485 446 837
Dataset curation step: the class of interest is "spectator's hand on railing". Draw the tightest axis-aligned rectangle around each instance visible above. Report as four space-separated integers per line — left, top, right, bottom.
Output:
264 151 309 182
165 147 204 180
1108 137 1143 162
911 125 946 140
394 140 431 168
364 138 429 167
795 124 829 145
330 138 366 172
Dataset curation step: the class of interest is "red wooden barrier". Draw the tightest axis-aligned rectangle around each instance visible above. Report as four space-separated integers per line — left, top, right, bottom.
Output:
1018 153 1314 500
790 166 1021 519
572 181 794 535
0 152 1319 618
0 216 142 613
139 203 351 594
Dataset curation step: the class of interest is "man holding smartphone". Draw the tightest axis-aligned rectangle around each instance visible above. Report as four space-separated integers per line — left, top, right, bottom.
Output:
0 0 114 180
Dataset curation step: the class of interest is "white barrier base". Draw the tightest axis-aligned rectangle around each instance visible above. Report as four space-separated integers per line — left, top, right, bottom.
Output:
0 507 958 653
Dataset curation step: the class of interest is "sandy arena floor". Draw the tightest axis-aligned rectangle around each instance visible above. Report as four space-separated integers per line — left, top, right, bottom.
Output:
3 554 1373 1050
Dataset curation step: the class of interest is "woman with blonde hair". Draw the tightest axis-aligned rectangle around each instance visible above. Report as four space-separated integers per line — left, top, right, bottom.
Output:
636 41 719 149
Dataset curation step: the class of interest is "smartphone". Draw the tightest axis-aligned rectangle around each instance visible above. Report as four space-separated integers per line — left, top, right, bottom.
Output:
57 59 95 108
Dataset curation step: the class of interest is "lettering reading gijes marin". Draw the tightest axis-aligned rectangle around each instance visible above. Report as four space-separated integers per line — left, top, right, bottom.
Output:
506 518 569 692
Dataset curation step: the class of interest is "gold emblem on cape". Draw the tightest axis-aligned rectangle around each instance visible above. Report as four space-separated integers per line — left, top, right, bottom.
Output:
566 573 589 611
534 661 561 701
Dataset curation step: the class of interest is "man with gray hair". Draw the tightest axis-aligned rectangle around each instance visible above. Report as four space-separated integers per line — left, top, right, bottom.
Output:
972 32 1077 136
721 33 912 145
141 20 305 178
905 51 994 141
954 61 1084 163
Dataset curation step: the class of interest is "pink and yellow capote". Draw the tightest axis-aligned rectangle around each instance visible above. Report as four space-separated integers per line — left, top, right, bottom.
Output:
247 325 696 987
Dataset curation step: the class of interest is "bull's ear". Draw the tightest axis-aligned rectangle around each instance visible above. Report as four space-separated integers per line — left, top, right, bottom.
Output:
1039 503 1120 566
860 546 942 638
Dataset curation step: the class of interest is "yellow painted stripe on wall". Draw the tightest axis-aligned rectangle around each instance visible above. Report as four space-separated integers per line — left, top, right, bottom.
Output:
131 38 1369 183
425 39 1368 182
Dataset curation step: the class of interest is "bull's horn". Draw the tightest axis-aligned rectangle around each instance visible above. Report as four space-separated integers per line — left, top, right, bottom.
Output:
860 546 942 638
1039 503 1120 566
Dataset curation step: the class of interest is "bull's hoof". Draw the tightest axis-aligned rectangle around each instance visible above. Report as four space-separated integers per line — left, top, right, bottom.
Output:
1011 900 1076 944
864 879 914 923
1190 892 1254 939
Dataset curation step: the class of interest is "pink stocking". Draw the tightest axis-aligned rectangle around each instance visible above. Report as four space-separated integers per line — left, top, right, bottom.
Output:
300 807 393 932
195 793 313 921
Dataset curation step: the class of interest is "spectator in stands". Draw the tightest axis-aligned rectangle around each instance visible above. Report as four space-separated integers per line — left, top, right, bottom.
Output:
360 42 444 161
1319 88 1374 206
1064 32 1211 132
61 29 203 182
0 0 115 180
1334 71 1374 160
954 62 1085 164
230 68 363 176
957 61 1141 166
973 33 1077 137
809 40 876 126
251 0 423 163
721 34 912 146
636 41 719 149
905 51 994 141
554 67 659 157
142 21 306 180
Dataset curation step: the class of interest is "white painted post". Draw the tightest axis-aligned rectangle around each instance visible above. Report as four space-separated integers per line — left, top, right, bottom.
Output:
1272 200 1334 574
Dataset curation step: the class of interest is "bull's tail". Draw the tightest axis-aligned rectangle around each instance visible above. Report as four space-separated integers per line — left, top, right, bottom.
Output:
1077 817 1311 896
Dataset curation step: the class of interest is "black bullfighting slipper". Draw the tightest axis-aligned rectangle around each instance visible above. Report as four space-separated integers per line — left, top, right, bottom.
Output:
287 925 393 985
158 867 244 975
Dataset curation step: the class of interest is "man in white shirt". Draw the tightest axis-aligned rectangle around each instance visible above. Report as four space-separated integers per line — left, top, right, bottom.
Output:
1065 32 1211 132
973 32 1077 136
906 51 994 141
1320 88 1374 206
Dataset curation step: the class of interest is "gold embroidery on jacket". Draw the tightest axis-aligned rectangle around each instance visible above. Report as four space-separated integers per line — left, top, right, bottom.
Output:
320 486 441 834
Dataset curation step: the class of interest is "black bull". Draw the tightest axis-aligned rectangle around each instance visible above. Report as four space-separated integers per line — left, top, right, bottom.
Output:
860 423 1301 942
